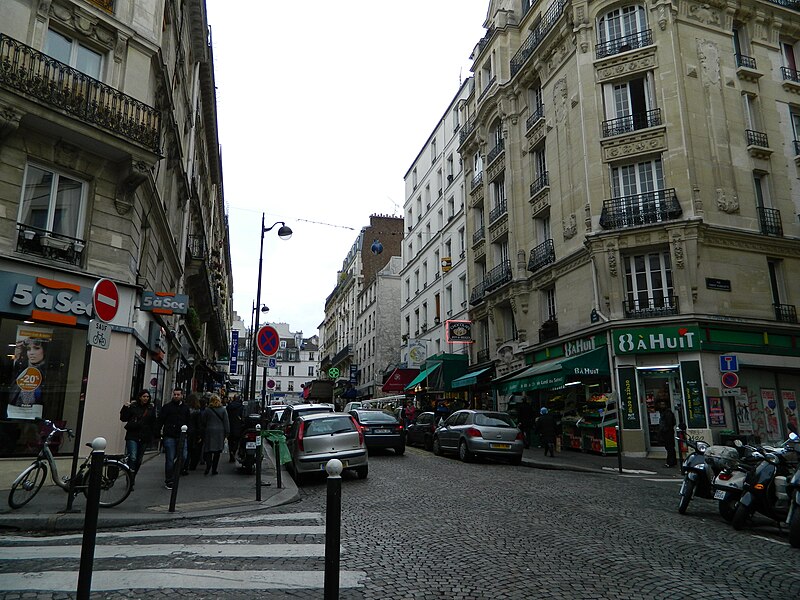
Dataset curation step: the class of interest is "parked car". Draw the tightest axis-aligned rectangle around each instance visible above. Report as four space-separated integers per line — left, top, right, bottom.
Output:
406 411 437 451
285 412 368 483
274 403 335 435
433 410 524 464
349 409 405 455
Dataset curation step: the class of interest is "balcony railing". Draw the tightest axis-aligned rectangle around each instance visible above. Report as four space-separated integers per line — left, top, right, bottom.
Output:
16 223 85 266
471 171 483 190
477 348 491 363
470 281 486 305
774 304 798 323
487 139 505 164
600 188 682 229
539 318 559 343
735 54 757 69
526 104 544 130
331 344 353 366
187 234 207 260
472 226 486 245
86 0 114 12
602 108 662 137
794 140 800 156
782 66 800 82
460 115 477 144
745 129 769 148
595 29 653 59
0 34 161 153
767 0 800 10
623 296 680 319
484 260 512 293
757 206 783 236
478 76 496 103
528 239 555 273
489 199 508 224
530 172 549 197
510 0 567 77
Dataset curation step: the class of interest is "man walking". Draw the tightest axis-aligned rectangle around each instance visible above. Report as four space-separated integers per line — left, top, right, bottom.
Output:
226 393 244 463
659 400 678 467
159 387 190 489
535 407 557 457
517 397 534 449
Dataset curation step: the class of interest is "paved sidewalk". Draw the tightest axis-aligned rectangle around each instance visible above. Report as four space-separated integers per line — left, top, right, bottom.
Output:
0 445 298 532
521 444 685 478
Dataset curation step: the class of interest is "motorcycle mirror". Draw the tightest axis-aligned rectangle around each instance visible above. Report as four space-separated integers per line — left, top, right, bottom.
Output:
789 432 799 443
734 439 743 447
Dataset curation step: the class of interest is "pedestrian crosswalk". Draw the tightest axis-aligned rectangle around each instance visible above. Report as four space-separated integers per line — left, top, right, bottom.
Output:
0 510 366 594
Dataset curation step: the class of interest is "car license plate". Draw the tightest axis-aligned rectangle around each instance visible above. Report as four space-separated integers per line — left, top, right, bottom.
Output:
320 460 348 470
714 490 726 500
490 443 511 450
374 429 392 434
245 442 257 450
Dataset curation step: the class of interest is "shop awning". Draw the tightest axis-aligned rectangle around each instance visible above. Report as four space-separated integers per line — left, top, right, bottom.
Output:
382 368 419 392
405 363 441 391
498 347 610 394
451 367 493 389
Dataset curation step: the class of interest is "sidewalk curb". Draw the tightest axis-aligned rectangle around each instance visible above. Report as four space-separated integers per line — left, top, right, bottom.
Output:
520 457 605 474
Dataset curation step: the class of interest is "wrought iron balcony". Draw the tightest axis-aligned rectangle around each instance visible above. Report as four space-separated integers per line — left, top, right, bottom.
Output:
471 171 483 190
623 296 680 319
510 0 567 77
782 66 800 82
478 76 496 103
530 172 549 197
477 348 490 363
774 304 798 323
487 139 505 164
595 29 653 59
526 104 544 130
86 0 114 12
757 206 783 236
16 223 85 266
472 226 486 245
794 140 800 156
528 239 555 273
476 28 494 56
0 34 161 153
470 281 486 305
600 188 682 230
538 318 559 343
767 0 800 10
484 260 512 293
460 115 477 144
735 54 757 69
602 108 662 137
331 344 353 367
187 234 207 260
489 199 507 224
745 129 769 148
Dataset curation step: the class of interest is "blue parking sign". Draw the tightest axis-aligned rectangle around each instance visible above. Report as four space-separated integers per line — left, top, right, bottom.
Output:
719 355 738 372
268 358 277 369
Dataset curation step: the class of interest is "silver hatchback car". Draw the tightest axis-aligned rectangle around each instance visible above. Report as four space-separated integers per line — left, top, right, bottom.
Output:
285 412 369 483
433 410 524 464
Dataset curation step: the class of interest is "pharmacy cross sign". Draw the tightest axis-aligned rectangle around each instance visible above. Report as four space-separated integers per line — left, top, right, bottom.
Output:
257 325 279 356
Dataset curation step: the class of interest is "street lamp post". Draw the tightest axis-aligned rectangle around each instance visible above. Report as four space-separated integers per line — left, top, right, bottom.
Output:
249 214 292 408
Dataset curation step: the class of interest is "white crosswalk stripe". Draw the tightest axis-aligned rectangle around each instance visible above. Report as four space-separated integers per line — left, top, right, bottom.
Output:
0 510 365 593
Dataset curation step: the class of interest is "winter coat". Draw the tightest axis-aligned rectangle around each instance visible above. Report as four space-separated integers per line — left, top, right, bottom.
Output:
226 398 245 438
120 402 157 443
188 408 203 442
535 412 558 443
201 406 229 453
159 400 190 439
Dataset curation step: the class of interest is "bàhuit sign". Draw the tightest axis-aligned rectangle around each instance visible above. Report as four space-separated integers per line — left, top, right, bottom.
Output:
612 325 701 355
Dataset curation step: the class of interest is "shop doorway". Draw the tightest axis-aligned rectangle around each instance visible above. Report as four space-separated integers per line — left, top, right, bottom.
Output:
642 370 681 451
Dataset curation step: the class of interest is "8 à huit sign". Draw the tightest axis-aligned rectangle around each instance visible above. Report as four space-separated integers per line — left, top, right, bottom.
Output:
612 325 701 355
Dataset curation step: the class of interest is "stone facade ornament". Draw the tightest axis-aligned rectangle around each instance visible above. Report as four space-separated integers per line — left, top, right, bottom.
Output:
715 188 739 213
607 243 618 277
115 160 148 215
672 233 685 269
563 213 577 239
697 39 721 87
0 104 23 143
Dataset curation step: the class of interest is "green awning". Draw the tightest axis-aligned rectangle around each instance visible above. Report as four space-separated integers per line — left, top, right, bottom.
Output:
451 367 493 389
405 363 441 390
498 347 610 394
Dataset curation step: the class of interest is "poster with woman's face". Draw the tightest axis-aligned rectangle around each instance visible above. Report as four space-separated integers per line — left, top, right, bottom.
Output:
6 325 53 420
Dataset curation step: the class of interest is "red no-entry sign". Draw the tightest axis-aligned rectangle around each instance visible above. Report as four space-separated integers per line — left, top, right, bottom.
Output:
92 278 119 323
257 325 280 356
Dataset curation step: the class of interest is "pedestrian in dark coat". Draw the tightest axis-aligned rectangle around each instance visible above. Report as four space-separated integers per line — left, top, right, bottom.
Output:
226 394 244 463
119 389 157 475
659 399 678 467
158 387 190 489
186 393 203 471
202 393 229 475
517 397 535 449
535 407 557 457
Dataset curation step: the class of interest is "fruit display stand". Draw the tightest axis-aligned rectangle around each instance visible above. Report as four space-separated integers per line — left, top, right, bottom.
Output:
576 394 619 455
560 415 583 450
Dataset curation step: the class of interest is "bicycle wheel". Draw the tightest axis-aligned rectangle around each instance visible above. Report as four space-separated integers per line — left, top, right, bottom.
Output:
9 462 48 509
81 460 133 508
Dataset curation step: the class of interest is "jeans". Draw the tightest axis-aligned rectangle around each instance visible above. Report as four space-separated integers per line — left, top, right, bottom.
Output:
126 439 144 473
163 436 187 485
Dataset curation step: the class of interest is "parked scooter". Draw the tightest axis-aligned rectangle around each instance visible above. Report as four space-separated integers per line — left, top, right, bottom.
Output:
236 413 263 475
710 441 762 522
678 435 711 514
732 429 800 531
784 423 800 548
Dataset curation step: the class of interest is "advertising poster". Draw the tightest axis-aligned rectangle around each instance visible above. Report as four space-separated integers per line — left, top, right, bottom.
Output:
782 390 798 430
760 389 779 436
6 325 53 420
708 396 726 427
735 393 753 434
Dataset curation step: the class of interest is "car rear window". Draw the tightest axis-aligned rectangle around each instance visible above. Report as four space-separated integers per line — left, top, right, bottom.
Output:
358 411 398 423
304 417 356 437
297 407 334 418
475 412 515 427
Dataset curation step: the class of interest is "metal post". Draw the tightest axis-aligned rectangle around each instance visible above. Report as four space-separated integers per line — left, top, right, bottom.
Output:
275 436 282 489
76 437 105 600
168 425 188 513
676 425 685 465
249 214 266 403
255 424 262 501
615 424 624 474
324 459 343 600
66 342 93 512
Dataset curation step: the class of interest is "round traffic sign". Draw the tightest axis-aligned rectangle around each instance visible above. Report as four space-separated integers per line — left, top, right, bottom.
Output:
92 278 119 323
721 371 739 388
267 379 275 389
257 325 280 356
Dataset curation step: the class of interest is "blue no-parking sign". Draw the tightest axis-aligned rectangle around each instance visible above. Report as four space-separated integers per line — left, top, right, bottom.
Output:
257 325 279 356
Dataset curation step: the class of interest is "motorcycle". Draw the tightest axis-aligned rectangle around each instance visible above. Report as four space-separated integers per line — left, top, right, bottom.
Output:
236 413 263 475
732 430 800 531
784 423 800 548
678 435 712 514
710 441 761 522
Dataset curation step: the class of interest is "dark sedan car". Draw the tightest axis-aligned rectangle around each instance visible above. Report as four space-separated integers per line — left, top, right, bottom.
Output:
349 409 405 455
406 411 437 451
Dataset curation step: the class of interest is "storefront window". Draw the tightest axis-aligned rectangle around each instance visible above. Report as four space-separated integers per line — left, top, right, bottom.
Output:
0 318 85 456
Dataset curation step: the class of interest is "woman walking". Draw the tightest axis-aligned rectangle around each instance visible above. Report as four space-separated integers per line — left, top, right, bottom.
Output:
201 393 229 475
186 393 204 471
120 390 157 479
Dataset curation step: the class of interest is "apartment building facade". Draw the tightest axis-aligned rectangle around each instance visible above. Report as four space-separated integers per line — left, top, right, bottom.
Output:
459 0 800 454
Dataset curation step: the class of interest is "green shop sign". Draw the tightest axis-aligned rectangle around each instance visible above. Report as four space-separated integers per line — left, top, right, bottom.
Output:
617 367 641 429
612 325 701 355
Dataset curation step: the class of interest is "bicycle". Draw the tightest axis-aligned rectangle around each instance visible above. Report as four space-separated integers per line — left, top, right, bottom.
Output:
8 419 133 509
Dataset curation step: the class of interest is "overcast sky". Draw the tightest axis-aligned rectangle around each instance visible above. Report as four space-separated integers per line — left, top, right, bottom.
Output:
205 1 489 337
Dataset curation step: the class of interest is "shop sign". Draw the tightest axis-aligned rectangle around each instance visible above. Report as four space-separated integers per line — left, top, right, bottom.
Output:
617 367 641 429
681 360 707 429
613 326 701 355
349 364 358 384
446 320 473 344
229 330 239 372
563 337 595 358
141 291 189 315
4 273 94 326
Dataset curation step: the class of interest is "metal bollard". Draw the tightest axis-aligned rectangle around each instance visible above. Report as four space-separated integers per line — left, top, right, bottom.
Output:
77 437 106 600
323 459 342 600
255 424 262 501
615 425 623 474
676 426 685 465
274 437 282 489
169 425 188 513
